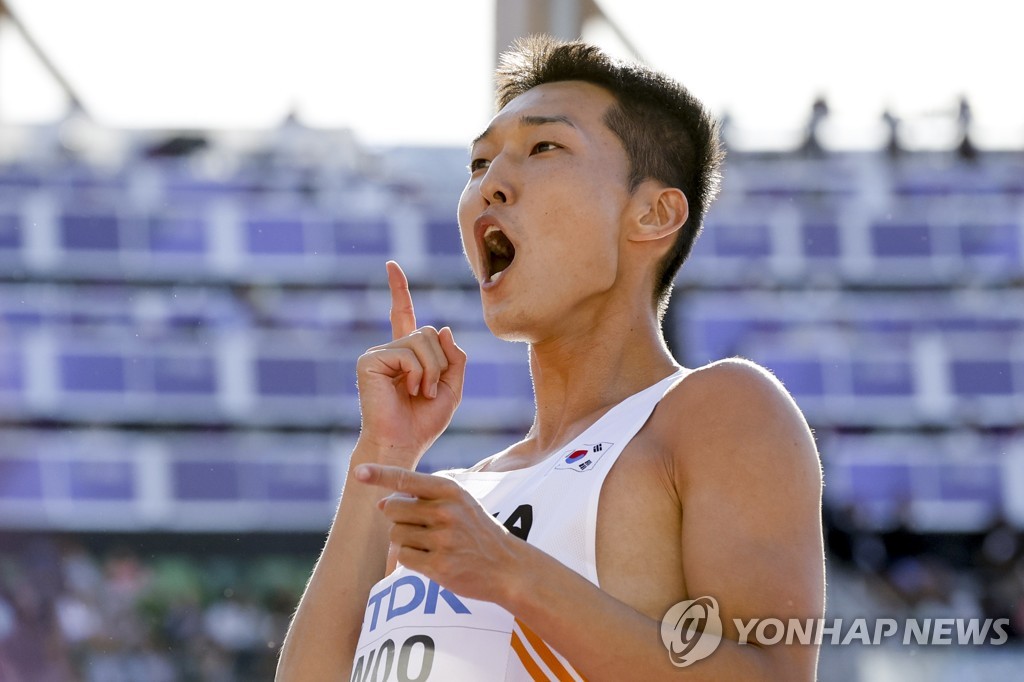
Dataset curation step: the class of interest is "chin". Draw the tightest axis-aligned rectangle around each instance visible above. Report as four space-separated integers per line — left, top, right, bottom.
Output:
483 309 536 344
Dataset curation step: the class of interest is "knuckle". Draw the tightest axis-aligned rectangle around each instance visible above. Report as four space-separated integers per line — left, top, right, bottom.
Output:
432 532 453 553
432 505 454 526
412 330 439 349
394 469 411 492
355 350 379 371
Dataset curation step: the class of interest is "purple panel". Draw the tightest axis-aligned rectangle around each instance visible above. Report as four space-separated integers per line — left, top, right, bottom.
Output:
261 462 332 501
710 223 772 257
932 463 1001 504
802 222 840 258
67 460 134 500
462 361 532 399
256 358 318 396
933 314 984 332
60 353 126 392
67 307 132 327
959 223 1018 259
762 359 825 396
334 218 390 254
0 459 43 499
0 214 21 249
850 360 914 396
166 176 254 196
1 310 41 326
860 315 916 334
849 463 911 502
871 224 932 257
166 313 211 329
173 461 239 500
152 355 216 394
0 350 22 391
148 214 206 253
0 167 41 190
317 359 356 397
60 214 120 251
425 218 464 255
689 317 753 360
951 360 1014 396
247 218 305 254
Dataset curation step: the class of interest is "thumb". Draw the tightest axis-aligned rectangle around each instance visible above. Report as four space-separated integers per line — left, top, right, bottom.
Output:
437 327 467 400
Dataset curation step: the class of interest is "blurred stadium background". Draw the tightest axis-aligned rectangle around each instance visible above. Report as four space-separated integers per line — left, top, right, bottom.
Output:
0 1 1022 680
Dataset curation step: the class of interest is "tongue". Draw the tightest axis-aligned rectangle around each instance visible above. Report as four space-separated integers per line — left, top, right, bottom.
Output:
492 254 513 275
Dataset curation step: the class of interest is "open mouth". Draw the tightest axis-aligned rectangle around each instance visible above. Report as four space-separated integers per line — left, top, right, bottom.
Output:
483 225 516 283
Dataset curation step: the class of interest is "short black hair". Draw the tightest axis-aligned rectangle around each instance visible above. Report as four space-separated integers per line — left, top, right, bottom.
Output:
495 35 724 313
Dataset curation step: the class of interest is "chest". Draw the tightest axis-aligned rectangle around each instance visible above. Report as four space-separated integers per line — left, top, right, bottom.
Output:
459 417 687 618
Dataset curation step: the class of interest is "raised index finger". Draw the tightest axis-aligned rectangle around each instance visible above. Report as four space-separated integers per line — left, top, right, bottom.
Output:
353 464 455 500
386 260 416 340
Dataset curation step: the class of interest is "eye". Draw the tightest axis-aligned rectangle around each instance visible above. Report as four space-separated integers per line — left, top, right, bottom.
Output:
531 141 560 155
469 158 490 173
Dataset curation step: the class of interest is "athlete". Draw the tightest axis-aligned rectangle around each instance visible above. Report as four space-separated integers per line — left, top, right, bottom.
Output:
277 36 824 681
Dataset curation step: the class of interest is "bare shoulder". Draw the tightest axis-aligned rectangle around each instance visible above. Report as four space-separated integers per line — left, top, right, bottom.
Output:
651 358 821 488
651 359 825 633
669 356 803 413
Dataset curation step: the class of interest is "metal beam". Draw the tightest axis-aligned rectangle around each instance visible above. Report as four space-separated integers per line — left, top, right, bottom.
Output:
0 0 87 114
493 0 643 69
494 0 585 58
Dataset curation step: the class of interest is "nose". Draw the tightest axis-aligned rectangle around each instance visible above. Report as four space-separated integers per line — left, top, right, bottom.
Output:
479 157 512 205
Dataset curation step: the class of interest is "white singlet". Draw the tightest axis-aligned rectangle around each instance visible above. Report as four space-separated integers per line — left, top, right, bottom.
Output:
350 369 684 682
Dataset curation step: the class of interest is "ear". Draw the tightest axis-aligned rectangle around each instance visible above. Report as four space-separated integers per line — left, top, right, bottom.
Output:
627 184 689 243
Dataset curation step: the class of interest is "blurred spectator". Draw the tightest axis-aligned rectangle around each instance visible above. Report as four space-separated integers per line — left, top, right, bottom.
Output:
957 95 978 160
0 572 75 680
0 537 312 681
882 108 903 157
800 96 830 157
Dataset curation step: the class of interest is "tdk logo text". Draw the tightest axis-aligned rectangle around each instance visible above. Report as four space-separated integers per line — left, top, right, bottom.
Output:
366 575 471 631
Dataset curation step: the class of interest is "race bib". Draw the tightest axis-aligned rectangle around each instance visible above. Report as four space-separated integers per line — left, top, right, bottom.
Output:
351 567 514 681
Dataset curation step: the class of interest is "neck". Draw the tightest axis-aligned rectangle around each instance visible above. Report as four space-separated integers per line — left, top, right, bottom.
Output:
521 303 677 457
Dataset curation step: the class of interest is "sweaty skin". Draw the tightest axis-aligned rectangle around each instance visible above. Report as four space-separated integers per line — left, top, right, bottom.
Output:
277 81 824 681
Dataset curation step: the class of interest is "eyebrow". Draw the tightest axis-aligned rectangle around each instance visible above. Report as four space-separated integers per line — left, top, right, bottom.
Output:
471 114 577 149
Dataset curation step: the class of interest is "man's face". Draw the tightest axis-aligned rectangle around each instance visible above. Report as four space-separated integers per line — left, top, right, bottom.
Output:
458 80 634 342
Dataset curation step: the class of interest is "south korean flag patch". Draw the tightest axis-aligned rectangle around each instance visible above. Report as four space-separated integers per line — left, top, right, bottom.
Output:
555 442 614 473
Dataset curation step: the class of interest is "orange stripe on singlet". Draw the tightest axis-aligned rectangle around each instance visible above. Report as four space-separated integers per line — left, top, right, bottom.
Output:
511 630 550 682
514 618 586 682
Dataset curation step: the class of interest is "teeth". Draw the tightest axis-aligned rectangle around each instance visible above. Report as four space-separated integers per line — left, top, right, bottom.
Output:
480 222 514 284
483 228 513 259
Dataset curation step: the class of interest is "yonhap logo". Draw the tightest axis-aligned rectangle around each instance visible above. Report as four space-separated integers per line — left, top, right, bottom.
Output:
660 596 723 667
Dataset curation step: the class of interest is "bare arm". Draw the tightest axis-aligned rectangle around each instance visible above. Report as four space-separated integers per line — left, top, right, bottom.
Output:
274 442 402 681
275 262 467 681
359 358 824 680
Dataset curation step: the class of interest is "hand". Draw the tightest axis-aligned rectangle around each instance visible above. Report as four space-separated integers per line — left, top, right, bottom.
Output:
354 463 522 603
355 261 467 465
